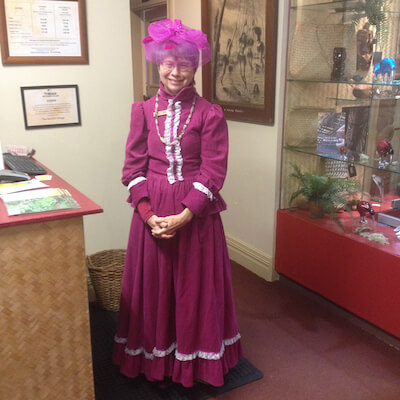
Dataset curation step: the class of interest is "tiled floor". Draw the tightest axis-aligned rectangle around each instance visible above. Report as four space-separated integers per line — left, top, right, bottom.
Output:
220 261 400 400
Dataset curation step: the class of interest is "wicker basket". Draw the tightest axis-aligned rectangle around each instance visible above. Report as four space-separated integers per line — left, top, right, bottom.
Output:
86 249 126 312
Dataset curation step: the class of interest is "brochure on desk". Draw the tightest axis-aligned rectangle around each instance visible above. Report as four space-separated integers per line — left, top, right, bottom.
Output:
1 188 80 216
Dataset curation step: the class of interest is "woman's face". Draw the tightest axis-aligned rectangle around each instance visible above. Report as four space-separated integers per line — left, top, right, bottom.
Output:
158 56 195 95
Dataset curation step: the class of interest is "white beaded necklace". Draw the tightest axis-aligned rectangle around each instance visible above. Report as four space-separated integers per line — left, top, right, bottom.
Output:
154 89 197 146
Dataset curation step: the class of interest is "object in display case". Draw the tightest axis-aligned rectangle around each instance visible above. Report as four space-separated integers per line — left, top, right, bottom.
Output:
353 226 389 245
344 106 369 161
352 84 373 99
375 100 396 145
392 199 400 209
348 163 357 177
331 47 347 82
373 58 396 83
376 140 393 168
289 164 357 230
347 0 390 45
346 188 363 211
372 174 385 202
373 51 383 65
317 112 346 157
324 158 348 179
356 23 374 71
396 32 400 79
395 225 400 240
339 145 348 161
356 200 375 224
373 84 400 99
377 208 400 227
352 75 364 82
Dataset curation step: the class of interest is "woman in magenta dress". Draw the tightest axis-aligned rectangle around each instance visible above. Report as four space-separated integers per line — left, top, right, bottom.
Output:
113 19 242 388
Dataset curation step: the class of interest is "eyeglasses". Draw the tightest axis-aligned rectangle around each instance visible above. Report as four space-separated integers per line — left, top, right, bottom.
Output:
160 61 193 72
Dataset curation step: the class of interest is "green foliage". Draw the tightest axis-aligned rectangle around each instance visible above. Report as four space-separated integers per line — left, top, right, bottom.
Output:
350 0 390 47
289 163 359 229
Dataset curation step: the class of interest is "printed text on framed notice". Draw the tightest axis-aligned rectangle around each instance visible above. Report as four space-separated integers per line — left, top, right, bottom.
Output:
0 0 88 64
21 85 81 129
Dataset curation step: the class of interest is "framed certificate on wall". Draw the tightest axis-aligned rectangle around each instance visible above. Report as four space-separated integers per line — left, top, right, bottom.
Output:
0 0 88 64
21 85 81 129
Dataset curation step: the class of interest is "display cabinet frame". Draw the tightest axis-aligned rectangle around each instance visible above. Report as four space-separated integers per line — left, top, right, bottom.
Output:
275 0 400 338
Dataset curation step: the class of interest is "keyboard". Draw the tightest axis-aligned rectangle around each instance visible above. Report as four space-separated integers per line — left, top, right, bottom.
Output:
2 153 47 175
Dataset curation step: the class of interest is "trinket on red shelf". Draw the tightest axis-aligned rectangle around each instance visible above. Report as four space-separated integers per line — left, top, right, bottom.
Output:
356 200 375 224
376 140 393 168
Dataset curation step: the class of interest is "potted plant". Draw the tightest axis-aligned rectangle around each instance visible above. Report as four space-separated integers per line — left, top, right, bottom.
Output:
289 163 359 230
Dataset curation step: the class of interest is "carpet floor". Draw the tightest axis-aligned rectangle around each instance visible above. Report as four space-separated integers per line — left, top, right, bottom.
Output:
89 304 262 400
89 261 400 399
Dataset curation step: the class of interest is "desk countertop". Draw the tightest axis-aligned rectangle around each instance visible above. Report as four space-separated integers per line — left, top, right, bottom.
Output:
0 161 103 228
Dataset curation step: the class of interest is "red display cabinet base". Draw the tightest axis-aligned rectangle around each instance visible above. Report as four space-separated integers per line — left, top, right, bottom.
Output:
275 209 400 338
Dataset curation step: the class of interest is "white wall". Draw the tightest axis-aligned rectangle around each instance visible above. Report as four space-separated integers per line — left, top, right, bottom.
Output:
0 0 134 254
171 0 288 280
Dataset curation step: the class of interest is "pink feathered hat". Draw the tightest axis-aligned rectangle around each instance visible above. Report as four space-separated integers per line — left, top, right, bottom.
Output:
142 19 211 68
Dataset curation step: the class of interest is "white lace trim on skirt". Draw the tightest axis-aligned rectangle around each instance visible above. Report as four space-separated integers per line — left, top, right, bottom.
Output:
176 333 241 361
124 342 177 360
115 333 241 362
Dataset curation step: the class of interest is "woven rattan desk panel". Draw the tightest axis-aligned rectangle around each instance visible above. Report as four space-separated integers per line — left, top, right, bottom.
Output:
0 217 95 400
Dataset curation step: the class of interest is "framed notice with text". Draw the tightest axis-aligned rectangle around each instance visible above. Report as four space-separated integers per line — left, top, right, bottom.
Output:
21 85 81 129
0 0 88 64
201 0 278 125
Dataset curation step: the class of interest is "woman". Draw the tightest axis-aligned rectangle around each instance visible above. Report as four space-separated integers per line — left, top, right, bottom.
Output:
113 19 242 388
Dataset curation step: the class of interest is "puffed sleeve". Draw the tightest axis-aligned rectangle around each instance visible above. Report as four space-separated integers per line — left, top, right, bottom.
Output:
121 102 149 207
181 104 228 216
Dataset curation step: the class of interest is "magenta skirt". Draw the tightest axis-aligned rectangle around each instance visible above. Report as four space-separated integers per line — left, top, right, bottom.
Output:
112 175 242 387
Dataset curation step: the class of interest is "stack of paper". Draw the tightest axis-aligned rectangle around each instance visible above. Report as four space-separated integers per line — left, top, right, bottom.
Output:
0 179 48 195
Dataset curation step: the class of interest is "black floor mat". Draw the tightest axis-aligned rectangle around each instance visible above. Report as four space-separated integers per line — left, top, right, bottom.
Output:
90 303 263 400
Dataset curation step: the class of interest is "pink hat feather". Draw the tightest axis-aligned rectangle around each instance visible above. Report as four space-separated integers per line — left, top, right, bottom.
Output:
142 19 211 68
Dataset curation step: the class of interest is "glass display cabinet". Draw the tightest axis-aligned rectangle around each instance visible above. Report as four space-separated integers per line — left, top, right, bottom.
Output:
275 0 400 337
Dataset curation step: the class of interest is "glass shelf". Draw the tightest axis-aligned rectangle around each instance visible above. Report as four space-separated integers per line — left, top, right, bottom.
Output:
288 96 399 110
290 106 337 111
287 78 400 87
327 96 400 106
290 0 400 15
291 0 361 10
283 145 400 175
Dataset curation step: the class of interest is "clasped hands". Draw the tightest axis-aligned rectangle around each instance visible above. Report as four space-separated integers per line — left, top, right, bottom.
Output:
147 208 193 239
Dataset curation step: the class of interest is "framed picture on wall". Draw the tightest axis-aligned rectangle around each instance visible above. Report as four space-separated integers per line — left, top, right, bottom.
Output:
21 85 81 129
201 0 278 125
0 0 88 65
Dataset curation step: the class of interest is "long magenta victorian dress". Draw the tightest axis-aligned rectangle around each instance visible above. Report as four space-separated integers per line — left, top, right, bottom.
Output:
112 83 242 388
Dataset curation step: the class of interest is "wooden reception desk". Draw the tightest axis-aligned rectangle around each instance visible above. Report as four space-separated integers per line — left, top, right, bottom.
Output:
0 162 102 400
